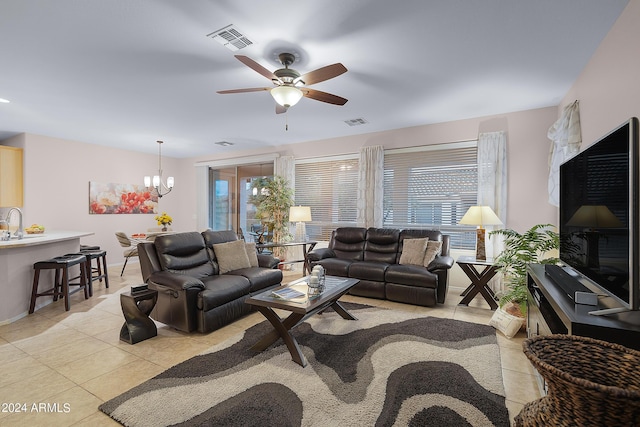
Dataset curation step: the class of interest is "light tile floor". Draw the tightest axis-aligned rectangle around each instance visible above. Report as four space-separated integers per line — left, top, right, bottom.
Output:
0 263 541 426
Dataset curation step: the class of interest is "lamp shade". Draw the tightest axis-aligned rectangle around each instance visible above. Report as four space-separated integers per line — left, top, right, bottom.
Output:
289 206 312 222
459 206 503 227
271 86 303 107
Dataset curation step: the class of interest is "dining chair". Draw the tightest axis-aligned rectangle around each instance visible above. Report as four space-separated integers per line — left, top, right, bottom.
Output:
115 231 140 276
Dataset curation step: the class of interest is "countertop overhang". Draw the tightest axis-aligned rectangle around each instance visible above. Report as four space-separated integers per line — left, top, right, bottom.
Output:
0 231 94 249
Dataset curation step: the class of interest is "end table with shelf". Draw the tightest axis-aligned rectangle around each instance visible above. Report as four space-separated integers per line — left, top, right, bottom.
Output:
256 241 317 275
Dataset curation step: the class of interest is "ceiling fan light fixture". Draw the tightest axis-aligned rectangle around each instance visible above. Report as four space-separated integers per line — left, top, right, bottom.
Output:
271 86 303 108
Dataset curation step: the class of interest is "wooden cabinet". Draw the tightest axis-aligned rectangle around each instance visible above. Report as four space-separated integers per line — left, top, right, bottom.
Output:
0 146 23 207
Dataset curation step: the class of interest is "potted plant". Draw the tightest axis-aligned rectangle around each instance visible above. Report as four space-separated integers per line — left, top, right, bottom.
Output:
489 223 559 317
251 175 294 258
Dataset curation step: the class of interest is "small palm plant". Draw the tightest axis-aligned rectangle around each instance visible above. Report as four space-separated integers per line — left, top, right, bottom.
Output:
252 175 294 258
489 224 559 315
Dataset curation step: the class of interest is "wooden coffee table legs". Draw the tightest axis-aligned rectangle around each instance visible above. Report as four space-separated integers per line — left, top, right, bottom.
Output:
251 301 357 367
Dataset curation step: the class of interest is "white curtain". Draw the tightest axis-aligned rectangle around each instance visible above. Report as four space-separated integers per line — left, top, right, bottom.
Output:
195 165 210 231
547 100 581 206
273 156 299 266
356 145 384 228
477 131 508 291
274 155 295 192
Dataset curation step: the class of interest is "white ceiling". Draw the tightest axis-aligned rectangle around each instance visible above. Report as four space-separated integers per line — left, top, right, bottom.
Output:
0 0 629 158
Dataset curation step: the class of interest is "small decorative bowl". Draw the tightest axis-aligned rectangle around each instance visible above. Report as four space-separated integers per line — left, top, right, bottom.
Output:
26 229 45 234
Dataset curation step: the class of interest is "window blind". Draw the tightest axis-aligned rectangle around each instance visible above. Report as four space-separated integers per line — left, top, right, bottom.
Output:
383 142 478 249
295 156 359 240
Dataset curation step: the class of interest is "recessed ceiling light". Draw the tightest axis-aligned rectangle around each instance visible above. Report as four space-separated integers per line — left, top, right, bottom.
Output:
0 98 10 103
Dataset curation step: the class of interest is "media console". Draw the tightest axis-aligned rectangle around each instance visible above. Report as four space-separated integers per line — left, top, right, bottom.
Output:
527 264 640 350
527 263 640 395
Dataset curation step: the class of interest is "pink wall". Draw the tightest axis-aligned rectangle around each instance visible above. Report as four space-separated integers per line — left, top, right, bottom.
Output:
186 107 560 233
1 133 183 270
561 0 640 146
3 106 560 271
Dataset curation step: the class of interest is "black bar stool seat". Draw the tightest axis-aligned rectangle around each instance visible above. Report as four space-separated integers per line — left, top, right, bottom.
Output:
29 254 89 313
80 249 109 295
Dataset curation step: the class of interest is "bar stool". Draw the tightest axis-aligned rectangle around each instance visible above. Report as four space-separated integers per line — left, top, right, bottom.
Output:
80 249 109 295
29 254 89 313
80 244 100 251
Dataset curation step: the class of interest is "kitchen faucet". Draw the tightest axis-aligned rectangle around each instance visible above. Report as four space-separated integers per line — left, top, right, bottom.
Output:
6 207 24 239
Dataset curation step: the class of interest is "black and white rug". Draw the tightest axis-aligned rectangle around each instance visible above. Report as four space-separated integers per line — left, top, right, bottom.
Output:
100 304 510 426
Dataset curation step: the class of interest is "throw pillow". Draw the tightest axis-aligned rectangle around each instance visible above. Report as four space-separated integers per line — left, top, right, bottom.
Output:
399 238 429 266
245 242 259 267
213 240 251 274
489 307 525 339
423 240 443 266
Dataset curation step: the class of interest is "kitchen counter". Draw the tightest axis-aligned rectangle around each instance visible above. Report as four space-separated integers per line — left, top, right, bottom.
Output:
0 230 94 324
0 230 93 248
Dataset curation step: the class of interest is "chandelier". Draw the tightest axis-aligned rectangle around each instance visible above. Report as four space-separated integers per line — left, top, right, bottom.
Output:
144 140 174 198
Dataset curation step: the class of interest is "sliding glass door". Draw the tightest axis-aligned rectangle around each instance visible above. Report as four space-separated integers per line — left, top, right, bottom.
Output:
208 163 274 239
209 167 236 231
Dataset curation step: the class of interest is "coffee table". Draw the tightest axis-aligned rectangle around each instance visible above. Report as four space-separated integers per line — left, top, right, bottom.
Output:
245 275 360 367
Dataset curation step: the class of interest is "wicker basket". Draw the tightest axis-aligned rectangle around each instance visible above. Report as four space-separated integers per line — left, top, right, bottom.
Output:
515 334 640 426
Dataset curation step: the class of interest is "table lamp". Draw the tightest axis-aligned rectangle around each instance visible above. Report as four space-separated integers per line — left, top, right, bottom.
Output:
460 206 503 260
289 206 312 242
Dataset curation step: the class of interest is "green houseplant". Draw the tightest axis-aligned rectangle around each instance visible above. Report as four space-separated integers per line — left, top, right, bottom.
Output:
251 175 294 258
489 224 559 316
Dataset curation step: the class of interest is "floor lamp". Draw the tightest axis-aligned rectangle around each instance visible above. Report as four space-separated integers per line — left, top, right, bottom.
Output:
289 206 312 242
460 206 503 260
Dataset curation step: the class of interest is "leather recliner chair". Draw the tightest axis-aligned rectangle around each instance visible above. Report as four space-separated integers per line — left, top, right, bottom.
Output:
138 230 282 333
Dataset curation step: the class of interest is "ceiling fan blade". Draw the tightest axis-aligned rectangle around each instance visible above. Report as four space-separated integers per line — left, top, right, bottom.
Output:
217 87 271 94
275 104 287 114
234 55 278 81
302 88 348 105
298 63 347 86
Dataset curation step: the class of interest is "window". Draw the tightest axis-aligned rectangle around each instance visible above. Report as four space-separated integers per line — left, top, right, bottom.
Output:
383 142 478 249
295 156 359 240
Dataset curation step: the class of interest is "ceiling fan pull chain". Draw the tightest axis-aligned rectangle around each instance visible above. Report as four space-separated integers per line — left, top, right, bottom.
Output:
285 110 289 131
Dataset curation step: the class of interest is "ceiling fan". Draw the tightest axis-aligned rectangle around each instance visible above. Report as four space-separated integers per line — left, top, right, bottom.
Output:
217 52 348 113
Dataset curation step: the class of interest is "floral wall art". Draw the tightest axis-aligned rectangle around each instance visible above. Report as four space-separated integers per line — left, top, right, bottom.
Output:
89 181 157 214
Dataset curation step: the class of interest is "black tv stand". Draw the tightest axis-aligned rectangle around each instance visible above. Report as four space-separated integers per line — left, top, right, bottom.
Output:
527 264 640 350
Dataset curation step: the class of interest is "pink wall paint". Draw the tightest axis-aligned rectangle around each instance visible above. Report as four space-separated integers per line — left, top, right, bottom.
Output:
2 133 184 269
561 0 640 146
3 106 560 270
187 107 560 233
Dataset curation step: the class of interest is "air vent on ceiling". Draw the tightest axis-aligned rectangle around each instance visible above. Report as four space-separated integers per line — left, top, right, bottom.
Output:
215 141 235 147
207 25 254 51
344 118 368 127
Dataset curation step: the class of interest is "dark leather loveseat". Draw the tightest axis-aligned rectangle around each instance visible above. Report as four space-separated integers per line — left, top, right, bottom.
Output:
138 230 282 333
307 227 454 307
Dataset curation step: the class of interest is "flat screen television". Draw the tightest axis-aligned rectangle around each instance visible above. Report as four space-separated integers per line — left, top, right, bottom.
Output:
559 117 639 314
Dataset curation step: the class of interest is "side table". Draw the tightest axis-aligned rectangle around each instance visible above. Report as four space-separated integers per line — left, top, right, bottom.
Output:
456 256 500 310
120 288 158 344
256 241 318 275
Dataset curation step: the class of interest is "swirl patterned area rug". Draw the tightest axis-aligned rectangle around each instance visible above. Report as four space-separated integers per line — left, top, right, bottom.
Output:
100 304 510 426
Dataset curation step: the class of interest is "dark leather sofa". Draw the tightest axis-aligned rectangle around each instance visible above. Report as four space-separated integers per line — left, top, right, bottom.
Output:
138 230 282 333
307 227 454 306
